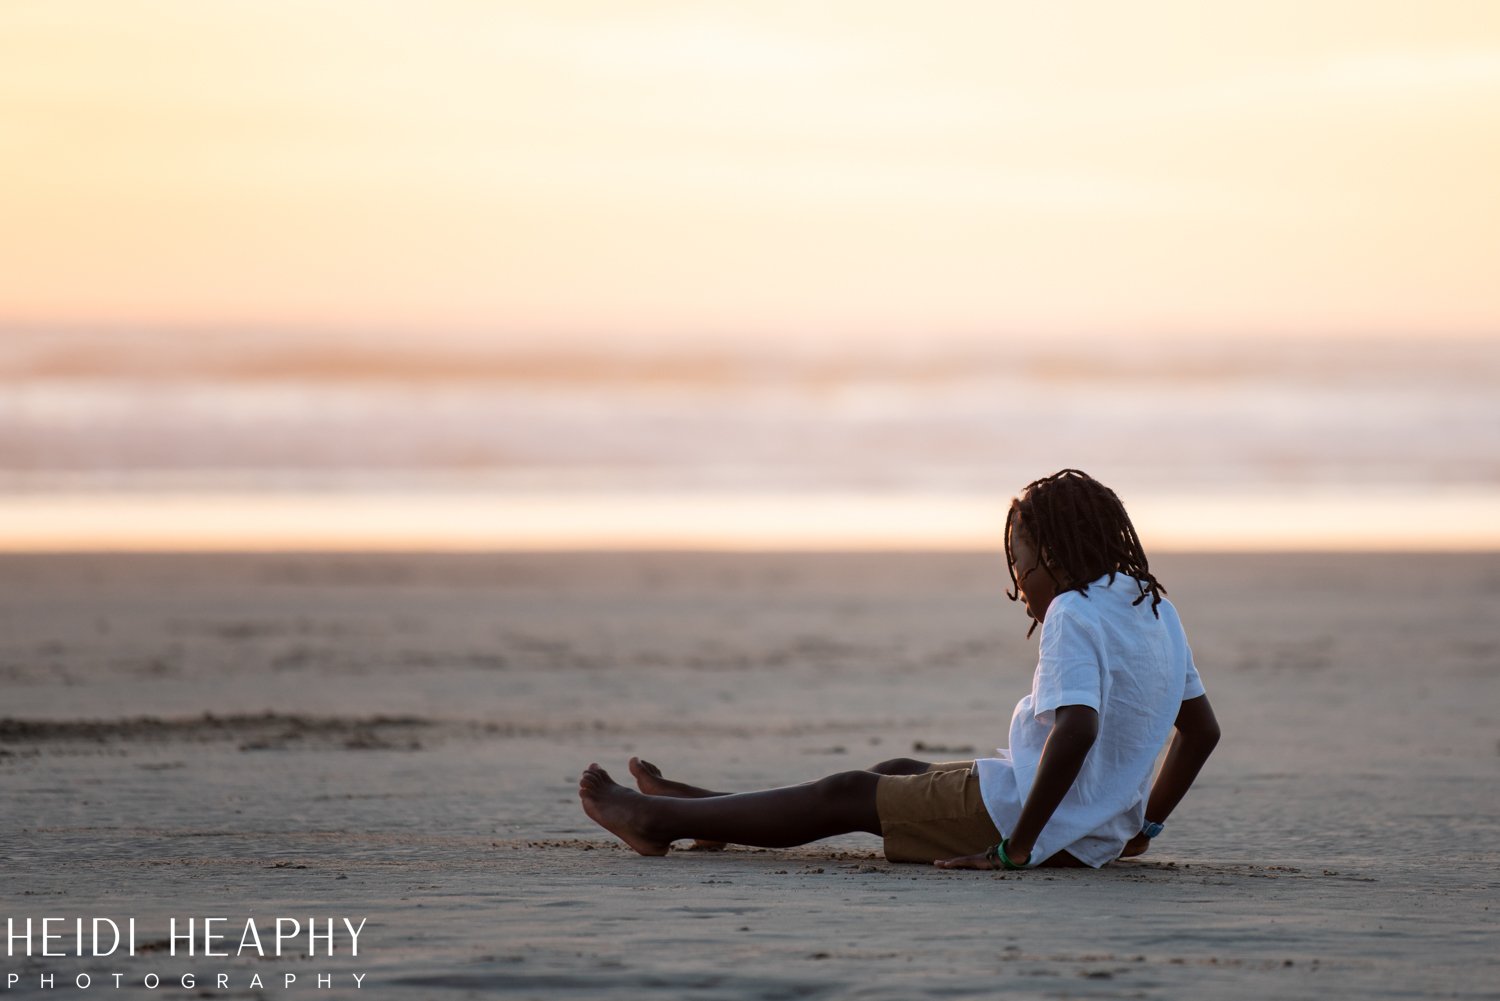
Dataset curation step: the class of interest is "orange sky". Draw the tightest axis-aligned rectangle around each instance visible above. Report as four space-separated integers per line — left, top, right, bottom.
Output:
3 1 1499 343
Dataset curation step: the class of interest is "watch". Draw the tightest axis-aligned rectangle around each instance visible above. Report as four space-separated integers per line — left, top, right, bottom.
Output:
1141 820 1165 839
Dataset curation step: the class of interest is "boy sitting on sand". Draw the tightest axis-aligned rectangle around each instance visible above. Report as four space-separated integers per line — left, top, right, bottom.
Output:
579 469 1221 870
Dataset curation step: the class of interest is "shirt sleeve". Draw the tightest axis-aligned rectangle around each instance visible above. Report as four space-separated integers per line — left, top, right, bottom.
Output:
1181 638 1206 700
1162 599 1206 701
1033 599 1104 717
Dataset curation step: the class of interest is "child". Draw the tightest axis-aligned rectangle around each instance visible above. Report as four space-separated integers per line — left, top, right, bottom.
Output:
578 469 1220 870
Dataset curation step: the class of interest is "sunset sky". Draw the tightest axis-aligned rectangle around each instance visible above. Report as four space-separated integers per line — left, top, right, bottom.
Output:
4 1 1499 343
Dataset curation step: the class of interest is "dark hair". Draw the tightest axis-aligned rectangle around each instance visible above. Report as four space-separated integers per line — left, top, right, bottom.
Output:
1003 469 1165 636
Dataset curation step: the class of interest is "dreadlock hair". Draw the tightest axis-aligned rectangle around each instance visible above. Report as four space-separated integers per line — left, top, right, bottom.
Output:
1003 469 1166 637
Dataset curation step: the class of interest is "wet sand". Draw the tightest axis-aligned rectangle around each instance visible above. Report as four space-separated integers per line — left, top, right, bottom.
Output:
2 551 1498 999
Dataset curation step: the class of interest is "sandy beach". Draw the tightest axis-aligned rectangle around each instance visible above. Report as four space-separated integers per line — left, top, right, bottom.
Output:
2 550 1498 999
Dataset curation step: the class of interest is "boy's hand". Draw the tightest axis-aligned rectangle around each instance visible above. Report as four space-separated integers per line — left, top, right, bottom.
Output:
933 852 999 870
933 844 1033 870
1118 832 1150 859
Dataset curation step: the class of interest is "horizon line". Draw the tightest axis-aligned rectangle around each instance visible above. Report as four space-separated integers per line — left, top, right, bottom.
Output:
1 489 1496 554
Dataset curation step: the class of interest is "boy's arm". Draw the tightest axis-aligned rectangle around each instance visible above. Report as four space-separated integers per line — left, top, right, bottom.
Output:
1003 704 1099 865
1121 693 1221 857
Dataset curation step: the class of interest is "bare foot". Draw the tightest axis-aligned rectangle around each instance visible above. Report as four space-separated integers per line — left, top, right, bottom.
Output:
628 757 727 851
578 763 671 857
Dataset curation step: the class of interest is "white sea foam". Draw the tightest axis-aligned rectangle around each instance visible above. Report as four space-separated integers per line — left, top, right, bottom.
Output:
0 333 1495 547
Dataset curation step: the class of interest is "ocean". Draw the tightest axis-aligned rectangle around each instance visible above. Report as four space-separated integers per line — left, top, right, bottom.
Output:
1 331 1496 549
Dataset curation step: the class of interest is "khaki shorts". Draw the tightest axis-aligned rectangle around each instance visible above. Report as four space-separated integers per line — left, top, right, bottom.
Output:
875 760 1002 864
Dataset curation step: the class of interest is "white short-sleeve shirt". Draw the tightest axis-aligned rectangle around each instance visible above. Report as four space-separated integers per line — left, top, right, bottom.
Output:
974 572 1205 867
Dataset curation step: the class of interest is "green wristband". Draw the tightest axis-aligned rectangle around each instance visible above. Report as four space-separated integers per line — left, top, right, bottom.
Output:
987 839 1027 871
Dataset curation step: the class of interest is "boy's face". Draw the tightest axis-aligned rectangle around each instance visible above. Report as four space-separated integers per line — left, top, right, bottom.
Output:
1009 521 1061 625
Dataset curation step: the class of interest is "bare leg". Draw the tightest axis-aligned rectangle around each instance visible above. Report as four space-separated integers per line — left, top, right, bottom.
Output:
629 757 730 798
628 757 729 850
629 754 934 798
867 757 937 776
626 755 931 848
579 763 881 856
